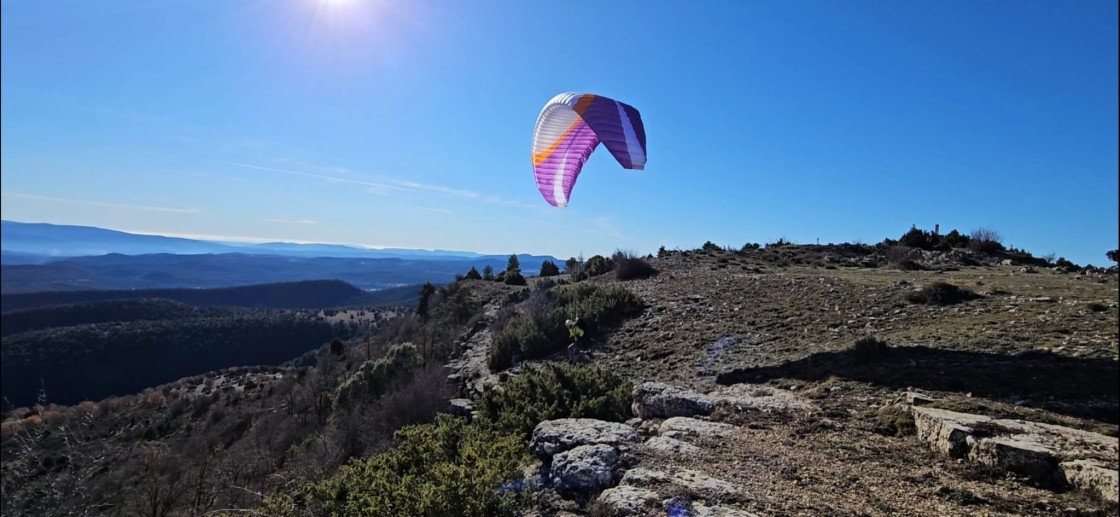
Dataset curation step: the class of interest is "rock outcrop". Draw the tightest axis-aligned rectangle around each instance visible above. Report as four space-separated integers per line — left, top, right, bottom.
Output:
530 418 641 458
911 406 1119 503
632 382 808 419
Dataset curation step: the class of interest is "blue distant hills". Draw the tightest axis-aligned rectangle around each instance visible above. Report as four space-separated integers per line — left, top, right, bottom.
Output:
0 220 560 293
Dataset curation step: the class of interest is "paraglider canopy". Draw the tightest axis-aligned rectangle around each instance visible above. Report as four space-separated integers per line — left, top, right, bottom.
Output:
531 93 647 207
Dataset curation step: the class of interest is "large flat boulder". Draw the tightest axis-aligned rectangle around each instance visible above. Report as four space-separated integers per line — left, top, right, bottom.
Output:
633 382 809 419
710 383 813 413
632 382 717 419
911 406 1119 503
642 436 701 456
659 416 736 441
530 418 641 458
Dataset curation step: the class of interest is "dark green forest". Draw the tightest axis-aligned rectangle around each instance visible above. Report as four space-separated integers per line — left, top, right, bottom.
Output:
0 299 221 337
0 279 419 312
1 313 359 407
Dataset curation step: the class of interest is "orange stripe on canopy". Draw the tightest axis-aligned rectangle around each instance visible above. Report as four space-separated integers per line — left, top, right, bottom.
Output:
532 119 583 166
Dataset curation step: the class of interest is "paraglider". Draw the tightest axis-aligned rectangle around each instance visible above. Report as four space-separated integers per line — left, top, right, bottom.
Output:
531 93 647 207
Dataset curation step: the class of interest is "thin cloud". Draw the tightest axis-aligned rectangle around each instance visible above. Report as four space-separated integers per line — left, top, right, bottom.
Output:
398 180 480 199
218 161 409 192
416 206 454 214
219 161 484 201
2 192 201 214
264 218 317 225
593 216 630 241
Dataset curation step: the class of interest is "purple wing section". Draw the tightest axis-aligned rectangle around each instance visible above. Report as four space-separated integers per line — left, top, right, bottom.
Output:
532 119 600 207
578 96 647 170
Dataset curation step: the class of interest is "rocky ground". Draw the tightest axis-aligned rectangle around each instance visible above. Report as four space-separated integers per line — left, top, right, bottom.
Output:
451 249 1119 515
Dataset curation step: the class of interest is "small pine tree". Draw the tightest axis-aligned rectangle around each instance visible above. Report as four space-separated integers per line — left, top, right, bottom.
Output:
1108 250 1119 263
503 271 527 286
506 254 521 274
417 283 436 320
539 260 560 277
482 265 494 281
465 266 482 280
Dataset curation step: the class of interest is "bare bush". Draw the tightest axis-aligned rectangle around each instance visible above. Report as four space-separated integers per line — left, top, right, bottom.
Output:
968 227 1004 253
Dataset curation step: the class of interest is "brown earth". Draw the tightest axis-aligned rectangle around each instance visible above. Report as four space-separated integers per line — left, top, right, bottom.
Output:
561 250 1118 515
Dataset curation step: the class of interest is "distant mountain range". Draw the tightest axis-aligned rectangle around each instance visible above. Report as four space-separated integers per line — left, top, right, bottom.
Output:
1 220 496 260
0 221 560 293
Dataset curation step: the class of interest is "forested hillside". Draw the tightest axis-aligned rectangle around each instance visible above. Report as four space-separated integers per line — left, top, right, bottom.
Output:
1 313 362 407
0 279 370 312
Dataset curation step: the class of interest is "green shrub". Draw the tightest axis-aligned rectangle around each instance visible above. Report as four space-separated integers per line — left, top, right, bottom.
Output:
488 285 644 370
503 271 527 286
539 260 561 277
434 283 480 323
465 267 483 280
583 255 613 278
261 415 528 516
907 282 982 306
850 336 891 363
1055 257 1078 270
942 229 970 249
899 226 936 250
335 343 422 407
479 363 633 438
612 250 657 281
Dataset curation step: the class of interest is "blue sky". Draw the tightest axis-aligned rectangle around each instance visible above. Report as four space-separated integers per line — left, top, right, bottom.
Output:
2 0 1117 264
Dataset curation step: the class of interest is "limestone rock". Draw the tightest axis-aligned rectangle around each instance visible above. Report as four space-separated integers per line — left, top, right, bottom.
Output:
550 444 618 491
903 391 936 405
447 398 474 420
911 406 1118 501
620 467 670 487
632 382 717 419
671 469 740 498
1061 459 1119 504
689 502 760 517
642 436 701 455
659 417 736 441
597 486 660 515
633 382 809 420
530 418 640 458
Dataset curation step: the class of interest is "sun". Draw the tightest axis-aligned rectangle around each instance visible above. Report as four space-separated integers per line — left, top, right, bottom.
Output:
318 0 355 10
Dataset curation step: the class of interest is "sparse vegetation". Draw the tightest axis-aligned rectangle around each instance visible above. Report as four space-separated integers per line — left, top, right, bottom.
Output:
906 282 982 306
876 404 916 436
488 284 644 370
968 227 1005 253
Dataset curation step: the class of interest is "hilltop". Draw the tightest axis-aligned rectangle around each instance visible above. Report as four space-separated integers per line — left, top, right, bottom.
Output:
1 240 1117 516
